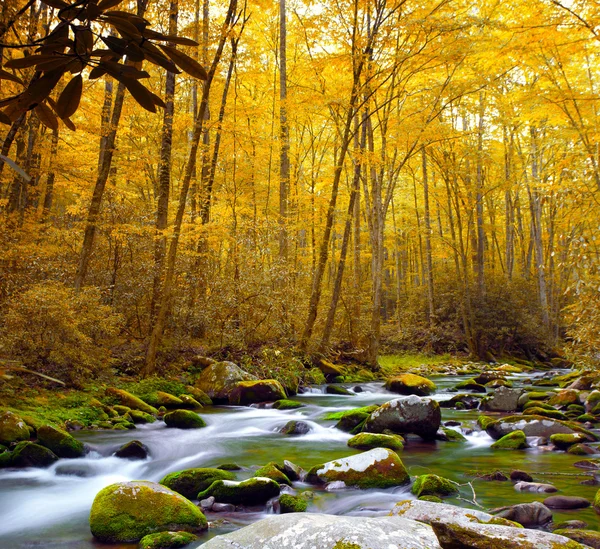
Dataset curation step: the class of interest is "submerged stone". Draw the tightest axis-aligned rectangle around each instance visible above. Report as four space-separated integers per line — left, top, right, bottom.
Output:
278 493 307 513
491 430 527 450
114 440 149 460
347 432 404 452
10 441 58 468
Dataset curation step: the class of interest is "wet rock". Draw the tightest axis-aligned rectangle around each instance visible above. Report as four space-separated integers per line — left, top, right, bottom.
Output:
0 411 30 446
114 440 149 460
493 501 553 528
160 468 236 500
325 384 353 396
272 399 305 410
328 405 379 433
491 430 527 450
253 462 291 485
384 373 436 396
347 432 404 452
523 407 568 420
474 372 506 384
282 459 305 482
514 482 557 493
306 447 409 489
364 396 441 440
200 496 214 509
574 459 600 469
197 477 280 505
37 425 85 458
105 387 158 414
548 389 581 407
217 463 242 471
129 410 156 424
391 499 506 527
138 531 198 549
212 503 236 512
279 493 307 513
478 471 509 481
553 521 588 530
550 433 588 449
89 481 207 543
480 387 524 412
485 415 595 440
8 441 58 468
279 420 310 435
317 358 346 379
178 395 202 410
453 378 487 393
229 380 287 405
439 394 481 410
163 410 206 429
184 386 213 406
437 427 467 442
553 529 600 549
65 420 85 431
431 520 587 549
510 470 533 482
568 443 599 455
543 495 590 509
411 474 458 498
151 392 184 409
200 513 442 549
195 361 257 402
353 386 363 393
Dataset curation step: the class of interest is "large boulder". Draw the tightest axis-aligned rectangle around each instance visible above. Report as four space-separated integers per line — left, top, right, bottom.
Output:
200 513 442 549
228 380 286 405
105 388 158 414
0 411 30 445
163 410 206 429
195 361 257 402
197 477 280 505
89 481 207 543
390 499 499 527
485 415 597 441
306 447 409 489
9 441 59 468
364 396 441 440
481 387 525 412
554 529 600 549
431 520 587 549
385 373 436 396
160 468 236 499
493 501 553 527
37 425 85 458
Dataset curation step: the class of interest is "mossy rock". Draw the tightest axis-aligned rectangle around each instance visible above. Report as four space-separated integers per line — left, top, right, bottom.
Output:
89 481 206 543
229 379 287 405
411 474 458 497
477 415 495 430
160 468 236 499
577 414 596 423
347 432 404 452
151 392 184 408
384 373 436 396
439 427 467 442
553 529 600 549
217 463 242 471
37 424 85 458
253 462 291 485
178 395 202 410
594 489 600 512
139 531 198 549
491 430 527 450
326 384 353 395
486 379 513 388
568 404 586 414
485 414 598 441
163 410 206 429
485 517 523 528
105 388 158 414
279 493 308 513
453 379 487 393
10 441 58 468
495 364 524 373
195 361 257 402
272 399 306 410
523 401 556 411
113 405 131 415
418 495 443 503
197 477 280 505
318 359 346 377
184 386 213 406
306 448 409 489
114 440 149 460
567 443 596 456
550 433 588 450
129 410 156 424
523 407 568 420
548 390 581 408
323 405 379 421
0 411 30 446
527 391 551 401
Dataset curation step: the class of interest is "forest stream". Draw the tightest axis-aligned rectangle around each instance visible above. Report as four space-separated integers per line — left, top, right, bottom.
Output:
1 370 598 548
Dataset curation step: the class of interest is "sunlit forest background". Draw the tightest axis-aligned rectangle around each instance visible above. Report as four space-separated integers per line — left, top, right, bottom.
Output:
1 0 599 384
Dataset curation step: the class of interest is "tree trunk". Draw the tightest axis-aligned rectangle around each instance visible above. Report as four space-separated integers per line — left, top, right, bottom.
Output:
278 0 290 260
422 145 435 329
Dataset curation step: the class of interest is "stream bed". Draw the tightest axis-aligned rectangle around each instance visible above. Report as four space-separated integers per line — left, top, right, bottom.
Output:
1 371 598 548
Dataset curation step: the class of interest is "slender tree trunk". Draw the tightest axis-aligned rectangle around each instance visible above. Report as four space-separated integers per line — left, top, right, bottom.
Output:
475 93 485 297
422 146 434 329
278 0 290 260
42 127 59 218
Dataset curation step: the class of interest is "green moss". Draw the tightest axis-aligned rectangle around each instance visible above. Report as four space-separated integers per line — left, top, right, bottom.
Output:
279 493 308 513
217 463 242 470
0 411 30 445
527 391 551 400
485 517 523 528
178 395 202 409
385 373 436 396
594 488 600 511
89 481 207 543
129 410 156 424
454 379 487 392
347 432 404 452
160 468 236 499
36 424 85 458
567 443 593 455
491 430 527 450
184 386 212 406
10 441 58 468
523 407 567 420
143 392 184 408
411 474 458 497
229 380 287 405
139 531 198 549
332 541 361 549
254 462 291 485
163 410 206 429
325 384 353 395
197 477 280 505
550 433 587 449
552 529 600 548
323 405 379 421
477 415 495 430
105 388 158 414
272 399 306 410
440 427 467 442
418 495 443 503
523 401 555 411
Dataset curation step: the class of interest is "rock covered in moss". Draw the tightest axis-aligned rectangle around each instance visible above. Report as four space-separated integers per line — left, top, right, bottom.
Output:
138 531 198 549
326 384 354 396
384 374 436 396
253 462 291 485
195 361 257 402
480 387 524 412
163 410 206 429
0 411 30 446
106 388 158 414
477 415 495 430
419 495 443 503
278 493 308 513
197 477 280 505
89 480 206 543
347 432 404 452
327 406 379 433
550 433 588 449
114 440 149 460
185 386 213 406
160 468 236 499
200 513 441 549
279 420 310 435
36 424 85 458
437 427 467 442
272 399 305 410
9 441 58 468
548 389 581 407
553 529 600 549
129 410 156 424
317 359 346 378
151 392 184 408
391 499 499 527
229 379 287 405
491 430 527 450
411 474 458 498
453 379 486 393
568 443 598 455
364 396 441 440
485 415 596 441
523 407 568 420
306 447 409 489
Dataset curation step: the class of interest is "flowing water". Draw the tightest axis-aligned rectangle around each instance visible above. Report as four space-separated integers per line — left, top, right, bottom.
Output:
1 372 599 548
